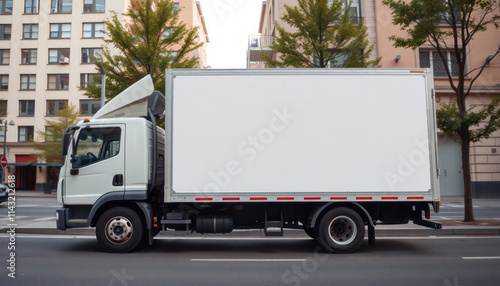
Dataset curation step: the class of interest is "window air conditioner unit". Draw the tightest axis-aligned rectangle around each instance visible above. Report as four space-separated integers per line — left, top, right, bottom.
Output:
59 57 70 64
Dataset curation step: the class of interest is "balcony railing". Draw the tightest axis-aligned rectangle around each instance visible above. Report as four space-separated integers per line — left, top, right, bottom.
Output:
247 35 274 68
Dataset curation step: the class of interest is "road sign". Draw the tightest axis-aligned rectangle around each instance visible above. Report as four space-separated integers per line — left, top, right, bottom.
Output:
1 156 7 168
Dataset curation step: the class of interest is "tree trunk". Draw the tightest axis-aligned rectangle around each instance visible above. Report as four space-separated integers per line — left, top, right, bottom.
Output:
460 129 474 222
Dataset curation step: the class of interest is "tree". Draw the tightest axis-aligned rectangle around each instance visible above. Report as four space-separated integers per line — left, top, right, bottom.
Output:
265 0 380 68
32 104 80 163
383 0 500 222
83 0 202 101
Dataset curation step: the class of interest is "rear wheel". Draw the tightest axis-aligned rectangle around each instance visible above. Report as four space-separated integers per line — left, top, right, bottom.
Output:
316 207 365 253
96 207 144 253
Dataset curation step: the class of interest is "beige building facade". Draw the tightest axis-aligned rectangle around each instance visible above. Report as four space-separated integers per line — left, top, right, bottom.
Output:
0 0 208 190
252 0 500 197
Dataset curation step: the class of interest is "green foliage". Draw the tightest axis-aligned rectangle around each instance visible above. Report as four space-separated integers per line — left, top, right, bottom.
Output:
32 104 80 163
437 98 500 143
383 0 500 82
83 0 202 101
385 0 500 221
265 0 380 68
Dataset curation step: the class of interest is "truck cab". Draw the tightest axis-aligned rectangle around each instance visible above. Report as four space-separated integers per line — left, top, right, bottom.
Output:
56 75 165 242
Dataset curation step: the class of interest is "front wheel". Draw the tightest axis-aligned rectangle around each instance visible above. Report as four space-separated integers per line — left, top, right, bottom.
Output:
315 207 365 253
96 207 144 253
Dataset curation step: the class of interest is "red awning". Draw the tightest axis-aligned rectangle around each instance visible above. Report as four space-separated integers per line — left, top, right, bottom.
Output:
16 155 35 163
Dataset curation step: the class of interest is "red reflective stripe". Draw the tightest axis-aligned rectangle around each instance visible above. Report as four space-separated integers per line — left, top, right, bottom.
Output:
195 198 213 201
304 197 321 200
250 197 267 201
382 197 398 200
222 198 240 201
356 197 372 200
407 196 424 200
330 197 347 200
277 197 294 200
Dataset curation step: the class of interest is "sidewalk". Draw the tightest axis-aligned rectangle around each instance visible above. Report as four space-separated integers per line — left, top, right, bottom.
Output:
6 191 500 237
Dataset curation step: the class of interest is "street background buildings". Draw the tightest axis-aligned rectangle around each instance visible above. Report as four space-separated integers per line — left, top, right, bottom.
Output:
0 0 208 190
248 0 500 198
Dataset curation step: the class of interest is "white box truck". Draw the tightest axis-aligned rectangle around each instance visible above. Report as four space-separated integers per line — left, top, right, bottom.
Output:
56 69 441 253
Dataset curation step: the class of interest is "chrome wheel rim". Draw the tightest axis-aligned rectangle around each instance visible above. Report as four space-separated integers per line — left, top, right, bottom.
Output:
328 216 357 245
105 216 133 244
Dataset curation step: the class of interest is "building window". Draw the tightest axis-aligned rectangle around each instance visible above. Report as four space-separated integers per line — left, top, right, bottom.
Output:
0 126 4 142
21 49 37 65
0 49 9 65
0 100 6 117
0 74 8 90
46 100 67 116
25 0 39 14
48 48 70 64
20 74 36 90
18 126 34 142
328 0 361 24
19 100 35 116
419 51 460 77
82 23 104 38
51 0 72 14
0 0 13 15
81 48 102 64
45 126 55 141
440 10 461 25
80 100 101 115
80 73 99 88
50 23 71 39
83 0 105 13
0 24 11 40
47 74 69 90
23 24 39 39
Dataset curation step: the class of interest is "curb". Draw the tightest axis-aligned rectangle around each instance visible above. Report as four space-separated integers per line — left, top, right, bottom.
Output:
375 227 500 236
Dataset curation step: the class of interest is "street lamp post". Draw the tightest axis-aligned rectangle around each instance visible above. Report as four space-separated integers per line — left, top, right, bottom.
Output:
2 119 15 181
98 62 106 109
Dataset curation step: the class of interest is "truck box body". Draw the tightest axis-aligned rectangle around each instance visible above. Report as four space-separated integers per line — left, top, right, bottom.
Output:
165 69 439 202
56 69 442 253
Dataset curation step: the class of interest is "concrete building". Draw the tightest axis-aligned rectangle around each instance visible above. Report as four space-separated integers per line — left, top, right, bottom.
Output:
0 0 208 190
251 0 500 197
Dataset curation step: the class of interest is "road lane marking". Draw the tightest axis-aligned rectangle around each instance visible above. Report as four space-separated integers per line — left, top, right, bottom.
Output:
462 256 500 260
191 259 307 262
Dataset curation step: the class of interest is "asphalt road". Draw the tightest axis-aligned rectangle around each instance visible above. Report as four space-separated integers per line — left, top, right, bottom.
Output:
0 235 499 286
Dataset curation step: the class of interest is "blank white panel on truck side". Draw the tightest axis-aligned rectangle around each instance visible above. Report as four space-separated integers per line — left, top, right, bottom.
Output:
169 70 433 195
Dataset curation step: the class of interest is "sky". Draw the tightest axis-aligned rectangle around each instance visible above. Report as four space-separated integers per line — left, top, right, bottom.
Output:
197 0 264 68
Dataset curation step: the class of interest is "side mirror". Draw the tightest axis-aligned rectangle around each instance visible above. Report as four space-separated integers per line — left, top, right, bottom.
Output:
62 126 80 156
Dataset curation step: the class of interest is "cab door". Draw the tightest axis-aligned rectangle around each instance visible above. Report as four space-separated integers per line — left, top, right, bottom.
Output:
63 125 125 205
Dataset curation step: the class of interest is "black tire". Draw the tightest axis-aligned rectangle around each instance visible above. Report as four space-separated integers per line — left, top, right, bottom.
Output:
96 207 144 253
315 207 365 253
303 226 316 239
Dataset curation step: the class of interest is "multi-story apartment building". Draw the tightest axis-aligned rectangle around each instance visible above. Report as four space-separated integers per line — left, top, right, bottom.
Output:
250 0 500 198
0 0 208 190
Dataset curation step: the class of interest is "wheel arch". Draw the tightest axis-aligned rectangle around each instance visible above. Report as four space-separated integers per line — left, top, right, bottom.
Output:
88 192 151 230
307 202 375 247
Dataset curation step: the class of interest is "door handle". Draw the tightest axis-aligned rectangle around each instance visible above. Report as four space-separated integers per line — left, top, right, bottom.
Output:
113 174 123 186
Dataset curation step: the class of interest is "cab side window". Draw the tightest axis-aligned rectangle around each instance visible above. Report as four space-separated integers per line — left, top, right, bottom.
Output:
73 127 121 168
